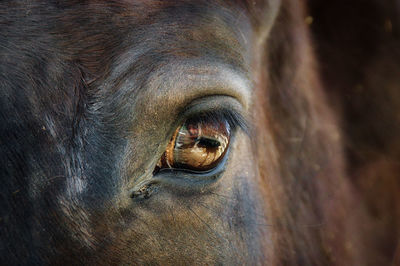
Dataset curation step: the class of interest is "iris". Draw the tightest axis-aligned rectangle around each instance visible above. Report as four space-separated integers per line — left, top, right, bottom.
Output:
156 117 231 172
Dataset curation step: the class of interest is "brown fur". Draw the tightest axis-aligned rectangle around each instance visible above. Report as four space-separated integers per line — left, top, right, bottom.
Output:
1 0 399 264
254 1 364 264
253 0 400 264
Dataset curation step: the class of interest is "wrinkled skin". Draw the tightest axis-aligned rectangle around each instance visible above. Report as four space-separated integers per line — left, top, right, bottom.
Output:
1 0 398 265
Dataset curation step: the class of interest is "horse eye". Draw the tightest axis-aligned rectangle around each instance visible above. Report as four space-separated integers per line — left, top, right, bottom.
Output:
155 117 231 172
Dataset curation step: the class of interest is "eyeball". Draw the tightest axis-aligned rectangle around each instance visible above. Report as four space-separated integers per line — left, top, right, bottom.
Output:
156 117 231 172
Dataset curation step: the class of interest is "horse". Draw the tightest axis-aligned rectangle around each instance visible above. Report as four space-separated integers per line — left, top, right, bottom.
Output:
1 0 398 264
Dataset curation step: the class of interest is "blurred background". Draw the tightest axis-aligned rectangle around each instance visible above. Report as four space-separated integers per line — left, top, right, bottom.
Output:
307 0 400 263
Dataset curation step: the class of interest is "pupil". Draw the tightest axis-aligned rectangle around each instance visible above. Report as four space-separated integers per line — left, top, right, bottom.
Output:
197 137 220 148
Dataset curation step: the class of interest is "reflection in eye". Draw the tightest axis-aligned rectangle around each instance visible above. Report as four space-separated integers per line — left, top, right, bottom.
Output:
155 118 231 172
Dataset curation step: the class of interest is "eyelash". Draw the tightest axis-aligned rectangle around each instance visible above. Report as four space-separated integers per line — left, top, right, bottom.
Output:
186 108 249 135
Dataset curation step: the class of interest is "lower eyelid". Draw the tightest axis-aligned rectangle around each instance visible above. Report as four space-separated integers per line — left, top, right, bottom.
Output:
131 155 228 198
154 147 230 187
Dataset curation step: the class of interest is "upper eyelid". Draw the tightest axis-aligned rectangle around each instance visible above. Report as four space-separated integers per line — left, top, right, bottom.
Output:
177 95 251 134
187 108 250 136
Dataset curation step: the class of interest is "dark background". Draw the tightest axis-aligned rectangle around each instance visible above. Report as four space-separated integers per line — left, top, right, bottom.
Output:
308 0 400 262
